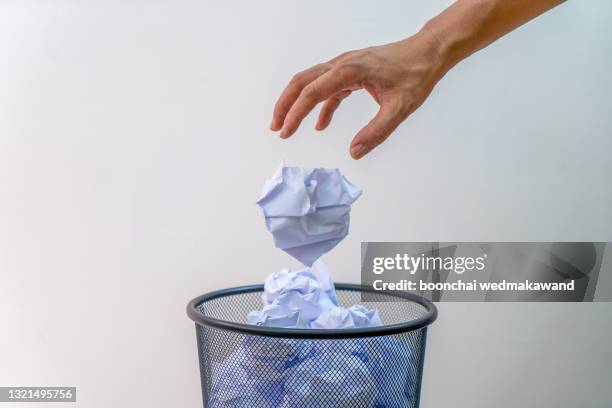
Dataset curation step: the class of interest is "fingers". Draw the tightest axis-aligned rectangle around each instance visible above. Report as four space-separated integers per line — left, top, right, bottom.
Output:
271 64 329 131
315 90 352 131
280 68 354 138
349 102 406 160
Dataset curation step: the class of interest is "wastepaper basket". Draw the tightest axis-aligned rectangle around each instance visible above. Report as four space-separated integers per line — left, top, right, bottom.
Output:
187 283 437 408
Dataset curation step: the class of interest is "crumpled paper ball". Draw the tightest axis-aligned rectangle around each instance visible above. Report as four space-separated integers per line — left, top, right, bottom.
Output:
248 262 342 328
257 163 362 266
210 338 418 408
209 347 283 407
311 305 383 329
247 302 308 329
209 336 314 406
240 336 314 381
261 263 337 306
248 262 382 330
281 352 376 407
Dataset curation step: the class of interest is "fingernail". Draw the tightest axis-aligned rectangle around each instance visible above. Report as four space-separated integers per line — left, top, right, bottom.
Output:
350 144 367 158
280 126 294 138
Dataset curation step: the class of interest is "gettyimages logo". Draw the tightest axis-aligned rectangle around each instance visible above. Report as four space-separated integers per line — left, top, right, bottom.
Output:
361 242 611 302
372 253 487 275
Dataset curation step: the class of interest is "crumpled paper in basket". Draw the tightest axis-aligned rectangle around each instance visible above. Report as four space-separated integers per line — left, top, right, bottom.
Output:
247 262 381 330
211 264 383 406
210 279 416 406
209 347 283 407
256 163 362 266
281 351 376 407
360 337 419 407
311 304 382 329
209 337 418 408
209 336 314 406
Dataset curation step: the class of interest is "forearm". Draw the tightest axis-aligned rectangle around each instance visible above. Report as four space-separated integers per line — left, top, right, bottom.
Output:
420 0 565 73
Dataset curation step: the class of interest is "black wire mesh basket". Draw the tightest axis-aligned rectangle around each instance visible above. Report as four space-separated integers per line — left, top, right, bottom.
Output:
187 283 437 408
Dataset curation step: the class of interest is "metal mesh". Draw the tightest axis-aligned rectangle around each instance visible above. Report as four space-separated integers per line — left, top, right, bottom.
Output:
192 288 432 408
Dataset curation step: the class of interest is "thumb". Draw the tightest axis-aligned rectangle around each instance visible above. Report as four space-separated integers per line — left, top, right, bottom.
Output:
349 102 405 159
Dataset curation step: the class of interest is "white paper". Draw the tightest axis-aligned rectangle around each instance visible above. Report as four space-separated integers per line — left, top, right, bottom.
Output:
364 338 418 407
310 305 382 329
257 163 362 266
281 352 376 407
249 262 340 329
209 347 282 407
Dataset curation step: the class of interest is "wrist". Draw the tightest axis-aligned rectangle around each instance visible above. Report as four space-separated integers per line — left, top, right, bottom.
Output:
418 19 463 75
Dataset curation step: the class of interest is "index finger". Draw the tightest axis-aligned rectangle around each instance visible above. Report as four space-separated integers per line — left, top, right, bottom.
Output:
271 64 329 131
280 67 355 138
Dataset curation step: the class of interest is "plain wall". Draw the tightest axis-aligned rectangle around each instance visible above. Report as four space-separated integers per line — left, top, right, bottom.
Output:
1 1 611 407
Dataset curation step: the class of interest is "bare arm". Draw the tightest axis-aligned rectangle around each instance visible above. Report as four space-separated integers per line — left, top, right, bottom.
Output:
424 0 565 72
270 0 565 159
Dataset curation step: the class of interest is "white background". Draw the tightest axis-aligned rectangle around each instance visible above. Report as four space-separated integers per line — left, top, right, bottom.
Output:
1 1 611 407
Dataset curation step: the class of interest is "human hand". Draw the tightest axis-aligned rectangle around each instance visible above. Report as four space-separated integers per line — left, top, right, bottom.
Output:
270 30 447 159
270 0 564 160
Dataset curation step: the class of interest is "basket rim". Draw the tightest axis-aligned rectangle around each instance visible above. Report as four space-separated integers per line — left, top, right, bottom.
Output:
186 283 437 339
